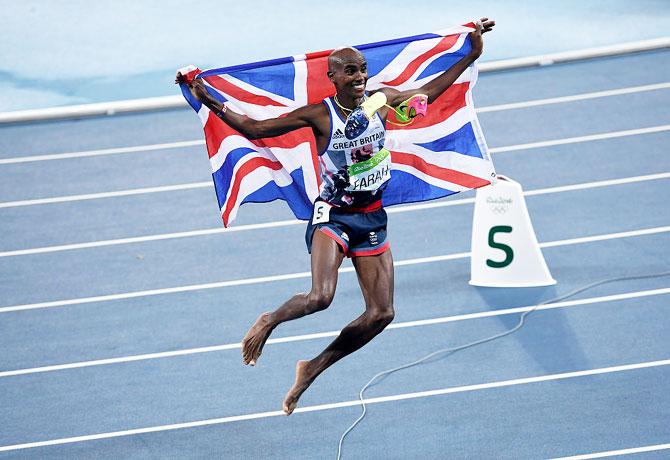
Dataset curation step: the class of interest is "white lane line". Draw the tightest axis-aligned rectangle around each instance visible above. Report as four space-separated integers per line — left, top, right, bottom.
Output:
537 226 670 248
1 124 667 210
1 125 669 210
551 443 670 459
1 287 667 379
0 182 212 208
1 81 668 165
490 125 670 154
478 82 670 113
0 219 303 257
1 225 668 314
1 359 668 452
2 172 668 257
0 152 666 211
0 140 205 165
522 172 670 197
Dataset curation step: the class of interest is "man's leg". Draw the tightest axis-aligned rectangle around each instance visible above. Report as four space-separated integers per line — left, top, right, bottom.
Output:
241 230 345 365
283 249 394 414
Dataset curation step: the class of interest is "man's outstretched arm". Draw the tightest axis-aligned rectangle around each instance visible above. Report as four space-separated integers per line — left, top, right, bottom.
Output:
380 18 495 107
175 75 322 139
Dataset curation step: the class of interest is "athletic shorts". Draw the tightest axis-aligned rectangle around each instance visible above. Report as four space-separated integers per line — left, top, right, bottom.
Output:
305 200 390 257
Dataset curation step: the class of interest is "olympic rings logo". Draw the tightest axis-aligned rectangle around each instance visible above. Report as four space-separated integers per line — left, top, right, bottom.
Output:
486 196 512 214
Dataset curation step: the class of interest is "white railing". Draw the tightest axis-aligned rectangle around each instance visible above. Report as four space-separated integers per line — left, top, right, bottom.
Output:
1 37 668 124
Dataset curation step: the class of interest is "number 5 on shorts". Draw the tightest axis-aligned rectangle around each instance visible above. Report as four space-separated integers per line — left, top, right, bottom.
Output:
312 201 331 224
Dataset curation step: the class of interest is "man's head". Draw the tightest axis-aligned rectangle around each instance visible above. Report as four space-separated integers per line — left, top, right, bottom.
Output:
327 47 368 99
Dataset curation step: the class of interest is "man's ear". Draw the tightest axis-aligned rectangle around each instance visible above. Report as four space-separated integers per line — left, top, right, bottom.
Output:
327 71 334 81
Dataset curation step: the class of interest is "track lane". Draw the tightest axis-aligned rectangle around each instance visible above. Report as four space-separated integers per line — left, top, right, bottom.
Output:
0 179 667 306
0 299 668 454
1 229 668 374
1 50 669 459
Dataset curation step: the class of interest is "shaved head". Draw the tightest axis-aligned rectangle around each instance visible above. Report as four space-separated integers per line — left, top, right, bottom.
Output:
327 46 368 101
328 47 365 72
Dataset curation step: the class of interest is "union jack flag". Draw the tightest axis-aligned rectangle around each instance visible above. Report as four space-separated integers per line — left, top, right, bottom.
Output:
179 23 495 227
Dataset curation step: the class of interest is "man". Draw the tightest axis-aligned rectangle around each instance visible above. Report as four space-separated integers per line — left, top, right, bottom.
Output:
178 18 494 415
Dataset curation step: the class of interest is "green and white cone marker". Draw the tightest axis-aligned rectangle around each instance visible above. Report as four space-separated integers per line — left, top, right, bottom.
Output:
469 175 556 287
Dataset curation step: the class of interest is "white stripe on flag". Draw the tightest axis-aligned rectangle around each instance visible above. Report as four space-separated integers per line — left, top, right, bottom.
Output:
204 82 294 120
388 105 472 144
434 24 476 36
391 162 474 192
220 143 314 224
398 145 495 180
219 74 297 108
381 35 469 92
293 57 309 107
367 35 446 87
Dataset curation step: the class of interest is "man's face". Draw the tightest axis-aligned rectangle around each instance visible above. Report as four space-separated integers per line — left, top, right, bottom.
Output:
328 49 368 99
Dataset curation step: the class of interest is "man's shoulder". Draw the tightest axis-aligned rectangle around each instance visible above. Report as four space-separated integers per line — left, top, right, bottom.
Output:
293 101 330 122
306 101 330 113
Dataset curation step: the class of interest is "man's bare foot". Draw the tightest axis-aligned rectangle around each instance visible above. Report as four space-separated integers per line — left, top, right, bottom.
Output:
241 312 274 366
283 360 315 415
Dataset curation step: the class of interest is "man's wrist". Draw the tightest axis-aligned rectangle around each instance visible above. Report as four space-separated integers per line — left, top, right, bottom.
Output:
215 103 227 118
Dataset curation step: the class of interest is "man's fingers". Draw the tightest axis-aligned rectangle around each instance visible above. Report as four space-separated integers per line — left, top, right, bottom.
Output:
472 18 494 35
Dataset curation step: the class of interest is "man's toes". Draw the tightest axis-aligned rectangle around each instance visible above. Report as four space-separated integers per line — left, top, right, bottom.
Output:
242 341 259 365
284 401 296 416
253 344 263 359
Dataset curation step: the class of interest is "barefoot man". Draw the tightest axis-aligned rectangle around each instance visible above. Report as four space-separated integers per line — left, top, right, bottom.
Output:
179 19 494 415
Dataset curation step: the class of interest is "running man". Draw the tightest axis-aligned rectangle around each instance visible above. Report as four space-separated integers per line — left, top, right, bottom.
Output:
178 19 494 415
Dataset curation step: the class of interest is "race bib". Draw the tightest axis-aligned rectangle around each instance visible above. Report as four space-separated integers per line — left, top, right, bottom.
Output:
312 201 332 224
346 148 391 192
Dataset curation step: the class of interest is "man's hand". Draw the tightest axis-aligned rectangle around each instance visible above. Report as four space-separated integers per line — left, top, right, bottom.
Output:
469 18 495 59
175 72 209 102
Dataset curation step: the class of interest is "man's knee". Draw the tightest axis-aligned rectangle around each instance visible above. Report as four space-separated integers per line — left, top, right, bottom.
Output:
369 306 395 328
307 289 335 311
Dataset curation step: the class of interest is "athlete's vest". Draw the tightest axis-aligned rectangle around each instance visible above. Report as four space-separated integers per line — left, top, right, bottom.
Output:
318 97 391 208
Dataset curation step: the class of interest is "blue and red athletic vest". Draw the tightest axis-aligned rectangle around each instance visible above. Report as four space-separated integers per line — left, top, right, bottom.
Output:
317 96 391 209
